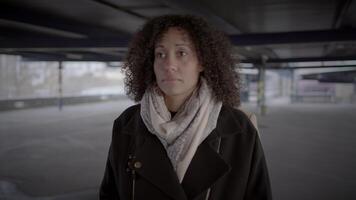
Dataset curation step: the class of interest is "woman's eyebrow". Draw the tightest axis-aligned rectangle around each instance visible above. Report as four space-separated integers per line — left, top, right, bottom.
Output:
176 43 190 47
155 44 164 48
154 43 192 48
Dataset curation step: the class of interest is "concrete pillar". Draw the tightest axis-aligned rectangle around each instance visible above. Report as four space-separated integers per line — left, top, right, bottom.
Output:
58 61 63 110
290 69 295 103
257 56 268 115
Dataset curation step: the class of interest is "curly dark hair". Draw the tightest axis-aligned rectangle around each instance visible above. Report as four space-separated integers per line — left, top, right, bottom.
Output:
122 14 241 107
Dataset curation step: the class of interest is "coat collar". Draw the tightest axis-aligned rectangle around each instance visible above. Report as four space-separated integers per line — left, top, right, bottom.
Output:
122 105 244 200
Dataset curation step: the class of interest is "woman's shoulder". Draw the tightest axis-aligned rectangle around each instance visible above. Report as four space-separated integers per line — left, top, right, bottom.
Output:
219 105 259 136
113 104 141 124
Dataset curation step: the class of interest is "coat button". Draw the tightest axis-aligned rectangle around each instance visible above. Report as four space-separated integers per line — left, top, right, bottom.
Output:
134 161 142 169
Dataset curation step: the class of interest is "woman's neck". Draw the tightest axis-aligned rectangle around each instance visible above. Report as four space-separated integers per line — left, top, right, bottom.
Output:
164 94 189 112
163 81 200 112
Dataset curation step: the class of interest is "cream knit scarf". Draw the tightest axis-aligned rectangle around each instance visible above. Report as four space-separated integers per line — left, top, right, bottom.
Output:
140 78 222 182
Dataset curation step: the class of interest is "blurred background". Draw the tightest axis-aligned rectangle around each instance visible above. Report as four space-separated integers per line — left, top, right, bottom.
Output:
0 0 356 199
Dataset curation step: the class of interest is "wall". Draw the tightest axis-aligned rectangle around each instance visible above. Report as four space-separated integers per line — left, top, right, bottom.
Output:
0 55 124 100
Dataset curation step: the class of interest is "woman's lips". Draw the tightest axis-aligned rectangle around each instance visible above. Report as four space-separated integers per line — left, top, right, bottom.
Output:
162 78 181 82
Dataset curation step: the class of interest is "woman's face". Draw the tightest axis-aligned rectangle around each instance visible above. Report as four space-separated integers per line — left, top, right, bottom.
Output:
153 27 203 99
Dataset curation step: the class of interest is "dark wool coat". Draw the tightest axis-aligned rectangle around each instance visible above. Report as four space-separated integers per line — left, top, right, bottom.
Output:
100 104 272 200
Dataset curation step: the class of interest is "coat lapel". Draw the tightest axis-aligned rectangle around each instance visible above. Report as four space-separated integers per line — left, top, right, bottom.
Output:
181 106 244 200
122 109 187 200
134 133 187 200
181 130 230 200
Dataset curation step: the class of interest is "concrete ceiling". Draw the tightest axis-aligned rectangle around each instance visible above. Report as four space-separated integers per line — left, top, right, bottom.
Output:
0 0 356 68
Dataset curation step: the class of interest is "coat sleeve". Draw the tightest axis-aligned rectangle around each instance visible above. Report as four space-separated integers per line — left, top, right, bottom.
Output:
99 121 120 200
244 133 273 200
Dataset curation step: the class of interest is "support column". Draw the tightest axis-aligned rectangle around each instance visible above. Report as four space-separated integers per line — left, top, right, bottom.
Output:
257 56 268 115
290 69 296 103
58 61 63 110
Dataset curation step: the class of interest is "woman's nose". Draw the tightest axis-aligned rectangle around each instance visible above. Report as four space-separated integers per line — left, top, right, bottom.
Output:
163 55 177 71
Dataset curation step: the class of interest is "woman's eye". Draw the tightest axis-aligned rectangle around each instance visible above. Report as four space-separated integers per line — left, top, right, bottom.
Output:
178 51 187 57
155 52 165 58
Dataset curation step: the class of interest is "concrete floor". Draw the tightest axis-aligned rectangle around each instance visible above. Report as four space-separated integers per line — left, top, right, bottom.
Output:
256 102 356 200
0 99 135 200
0 98 356 200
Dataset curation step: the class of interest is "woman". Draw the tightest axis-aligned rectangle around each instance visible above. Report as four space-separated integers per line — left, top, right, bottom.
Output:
100 15 272 200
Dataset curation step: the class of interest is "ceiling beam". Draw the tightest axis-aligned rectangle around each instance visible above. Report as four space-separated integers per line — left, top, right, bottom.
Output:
241 56 356 63
157 0 241 34
6 52 355 63
0 19 86 39
91 0 149 20
2 29 356 49
9 52 124 62
0 4 126 38
0 37 131 49
230 29 356 46
332 0 353 28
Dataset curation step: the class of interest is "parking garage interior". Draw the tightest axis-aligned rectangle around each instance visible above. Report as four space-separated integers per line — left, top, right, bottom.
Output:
1 0 356 200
